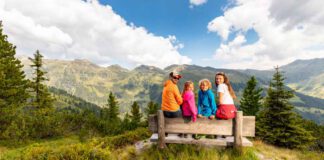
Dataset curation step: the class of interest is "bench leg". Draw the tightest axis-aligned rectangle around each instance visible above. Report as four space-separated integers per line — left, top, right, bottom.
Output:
158 110 166 149
234 111 243 149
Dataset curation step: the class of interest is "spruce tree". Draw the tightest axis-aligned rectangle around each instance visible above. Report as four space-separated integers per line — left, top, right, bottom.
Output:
106 92 119 122
240 76 263 116
256 67 314 149
121 112 131 131
29 50 54 109
0 22 29 137
130 101 142 127
29 50 55 138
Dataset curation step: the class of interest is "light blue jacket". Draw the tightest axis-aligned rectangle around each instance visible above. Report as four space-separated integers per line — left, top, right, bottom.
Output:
198 89 217 117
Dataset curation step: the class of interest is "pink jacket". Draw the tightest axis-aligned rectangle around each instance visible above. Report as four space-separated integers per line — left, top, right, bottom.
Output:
182 91 197 122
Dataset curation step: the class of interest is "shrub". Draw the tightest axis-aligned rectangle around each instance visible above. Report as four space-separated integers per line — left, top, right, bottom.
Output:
95 128 151 149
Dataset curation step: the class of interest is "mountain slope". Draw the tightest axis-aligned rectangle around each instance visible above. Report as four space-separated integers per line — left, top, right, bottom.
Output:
242 58 324 99
49 87 101 113
20 57 324 124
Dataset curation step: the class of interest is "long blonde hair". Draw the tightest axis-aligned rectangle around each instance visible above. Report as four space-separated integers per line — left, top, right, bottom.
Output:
215 72 236 99
182 81 194 96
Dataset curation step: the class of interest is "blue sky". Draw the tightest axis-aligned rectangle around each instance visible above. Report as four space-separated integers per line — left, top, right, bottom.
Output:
1 0 323 69
100 0 225 66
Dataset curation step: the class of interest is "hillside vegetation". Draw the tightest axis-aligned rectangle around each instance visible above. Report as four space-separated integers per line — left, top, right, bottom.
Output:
1 132 323 160
19 57 324 124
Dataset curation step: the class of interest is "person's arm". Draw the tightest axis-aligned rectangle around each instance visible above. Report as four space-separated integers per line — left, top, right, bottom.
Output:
174 85 183 105
218 92 224 105
188 92 197 122
209 91 217 115
217 84 225 105
197 90 202 116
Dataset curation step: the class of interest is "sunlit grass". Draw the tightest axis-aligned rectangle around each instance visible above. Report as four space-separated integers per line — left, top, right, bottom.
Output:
1 135 323 160
253 140 324 160
0 136 80 160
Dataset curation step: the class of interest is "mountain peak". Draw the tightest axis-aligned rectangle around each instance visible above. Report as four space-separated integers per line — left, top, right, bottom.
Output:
107 64 128 72
72 59 99 68
163 64 188 73
133 65 164 73
281 58 324 72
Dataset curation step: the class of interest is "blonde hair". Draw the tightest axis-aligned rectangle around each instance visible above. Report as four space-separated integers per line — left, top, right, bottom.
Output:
182 81 194 96
215 72 236 99
198 79 212 89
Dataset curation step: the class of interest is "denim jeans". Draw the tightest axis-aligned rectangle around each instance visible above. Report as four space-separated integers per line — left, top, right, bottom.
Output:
163 110 182 118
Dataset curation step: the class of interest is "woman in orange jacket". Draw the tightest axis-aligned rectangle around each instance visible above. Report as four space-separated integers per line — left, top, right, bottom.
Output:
161 71 183 118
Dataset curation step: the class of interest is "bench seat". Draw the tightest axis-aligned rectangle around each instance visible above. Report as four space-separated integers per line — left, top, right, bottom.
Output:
150 133 253 146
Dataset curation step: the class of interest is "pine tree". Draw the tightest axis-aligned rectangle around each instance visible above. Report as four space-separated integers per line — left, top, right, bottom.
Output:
130 101 142 127
29 50 54 109
121 112 131 131
240 76 263 116
29 50 55 138
106 92 119 122
256 67 314 149
0 22 29 137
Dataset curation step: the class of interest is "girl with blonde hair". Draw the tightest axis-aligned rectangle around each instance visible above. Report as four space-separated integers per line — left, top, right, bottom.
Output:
197 79 217 119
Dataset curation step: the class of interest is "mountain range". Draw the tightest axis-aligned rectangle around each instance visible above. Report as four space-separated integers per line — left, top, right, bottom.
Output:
19 57 324 124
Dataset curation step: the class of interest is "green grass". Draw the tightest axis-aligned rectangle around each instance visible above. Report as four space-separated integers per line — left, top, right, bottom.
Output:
138 144 258 160
253 140 324 160
1 133 323 160
0 136 80 160
0 128 150 160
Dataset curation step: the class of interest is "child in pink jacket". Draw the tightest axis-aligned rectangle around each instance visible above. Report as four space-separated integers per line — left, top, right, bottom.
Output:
182 81 197 122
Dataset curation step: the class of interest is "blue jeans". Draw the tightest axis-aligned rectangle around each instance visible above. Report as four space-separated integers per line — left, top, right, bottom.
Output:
163 110 181 118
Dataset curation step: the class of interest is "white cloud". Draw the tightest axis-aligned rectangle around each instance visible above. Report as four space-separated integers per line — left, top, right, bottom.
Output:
208 0 324 69
189 0 208 8
0 0 191 69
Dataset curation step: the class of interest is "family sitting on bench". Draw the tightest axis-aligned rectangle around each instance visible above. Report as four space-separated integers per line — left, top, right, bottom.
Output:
161 70 237 139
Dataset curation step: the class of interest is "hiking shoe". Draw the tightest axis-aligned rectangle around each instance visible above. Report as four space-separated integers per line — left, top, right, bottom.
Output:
194 134 205 140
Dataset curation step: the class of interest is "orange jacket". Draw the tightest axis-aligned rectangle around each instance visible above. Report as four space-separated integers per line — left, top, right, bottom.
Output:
161 80 183 111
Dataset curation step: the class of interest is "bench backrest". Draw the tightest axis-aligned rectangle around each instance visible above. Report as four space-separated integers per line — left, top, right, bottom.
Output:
149 110 255 148
149 111 255 136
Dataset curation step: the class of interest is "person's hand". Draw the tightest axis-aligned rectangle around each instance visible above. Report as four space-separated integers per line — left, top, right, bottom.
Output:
197 114 202 118
209 115 215 119
192 116 197 122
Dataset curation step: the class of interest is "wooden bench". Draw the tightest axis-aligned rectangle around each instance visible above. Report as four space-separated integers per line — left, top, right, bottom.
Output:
148 110 255 149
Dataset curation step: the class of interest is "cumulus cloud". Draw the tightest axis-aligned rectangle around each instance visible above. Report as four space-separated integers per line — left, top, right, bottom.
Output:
189 0 208 8
0 0 191 68
208 0 324 69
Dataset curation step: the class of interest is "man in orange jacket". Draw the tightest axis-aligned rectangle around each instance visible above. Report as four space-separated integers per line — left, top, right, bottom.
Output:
161 71 183 118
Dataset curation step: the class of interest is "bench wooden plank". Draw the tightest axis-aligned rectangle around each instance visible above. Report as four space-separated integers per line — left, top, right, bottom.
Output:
148 114 158 132
149 115 255 137
164 118 234 135
243 116 255 137
150 133 253 147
